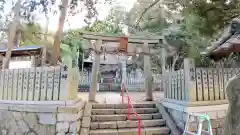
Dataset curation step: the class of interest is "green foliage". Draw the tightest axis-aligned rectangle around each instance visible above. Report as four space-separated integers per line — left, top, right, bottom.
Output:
181 0 240 37
61 29 84 68
127 0 240 68
85 20 123 36
21 23 43 46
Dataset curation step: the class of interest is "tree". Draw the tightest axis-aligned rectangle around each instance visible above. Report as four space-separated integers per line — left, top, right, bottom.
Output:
52 0 69 65
126 0 240 70
0 0 114 68
3 0 21 69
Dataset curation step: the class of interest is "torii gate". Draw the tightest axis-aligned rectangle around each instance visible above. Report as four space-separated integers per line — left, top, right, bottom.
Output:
81 32 162 102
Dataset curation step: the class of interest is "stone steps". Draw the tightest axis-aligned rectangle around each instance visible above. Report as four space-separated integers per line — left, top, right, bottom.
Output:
91 108 158 115
89 103 171 135
91 119 166 129
91 113 162 122
89 127 170 135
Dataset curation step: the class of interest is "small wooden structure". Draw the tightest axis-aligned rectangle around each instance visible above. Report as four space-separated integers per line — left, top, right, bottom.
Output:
0 45 43 68
0 45 41 57
81 32 163 101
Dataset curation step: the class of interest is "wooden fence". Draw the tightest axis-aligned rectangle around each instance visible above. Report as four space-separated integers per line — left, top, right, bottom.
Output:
162 59 240 101
0 66 79 101
78 73 162 91
194 68 239 101
162 69 185 100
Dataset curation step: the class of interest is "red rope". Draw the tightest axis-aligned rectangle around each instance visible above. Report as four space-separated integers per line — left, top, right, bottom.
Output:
121 81 141 135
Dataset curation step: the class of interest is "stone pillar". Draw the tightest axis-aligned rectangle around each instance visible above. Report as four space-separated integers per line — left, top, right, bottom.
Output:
88 40 101 102
184 58 197 101
143 42 153 101
59 56 75 100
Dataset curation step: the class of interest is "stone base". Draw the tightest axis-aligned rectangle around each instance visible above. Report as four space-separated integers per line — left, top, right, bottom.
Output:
0 98 85 135
161 99 227 135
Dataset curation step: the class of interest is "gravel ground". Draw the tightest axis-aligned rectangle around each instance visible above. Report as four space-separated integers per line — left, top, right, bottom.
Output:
78 91 164 104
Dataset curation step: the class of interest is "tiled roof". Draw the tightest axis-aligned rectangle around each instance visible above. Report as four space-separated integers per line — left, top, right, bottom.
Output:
202 18 240 60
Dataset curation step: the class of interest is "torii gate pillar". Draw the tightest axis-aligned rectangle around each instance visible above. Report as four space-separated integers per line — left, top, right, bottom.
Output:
88 40 101 102
143 42 153 101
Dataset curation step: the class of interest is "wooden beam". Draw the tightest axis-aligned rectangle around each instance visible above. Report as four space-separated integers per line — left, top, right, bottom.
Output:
81 32 163 45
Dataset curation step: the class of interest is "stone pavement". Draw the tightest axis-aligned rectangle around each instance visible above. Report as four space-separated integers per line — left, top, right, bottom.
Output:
77 91 164 104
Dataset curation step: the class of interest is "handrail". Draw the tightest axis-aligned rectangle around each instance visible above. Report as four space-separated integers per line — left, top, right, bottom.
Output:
121 81 142 135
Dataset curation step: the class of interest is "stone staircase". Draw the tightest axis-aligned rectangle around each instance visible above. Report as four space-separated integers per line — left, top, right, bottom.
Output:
89 103 171 135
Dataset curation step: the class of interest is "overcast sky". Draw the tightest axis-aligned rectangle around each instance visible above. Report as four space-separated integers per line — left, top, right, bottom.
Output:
3 0 136 31
47 0 136 31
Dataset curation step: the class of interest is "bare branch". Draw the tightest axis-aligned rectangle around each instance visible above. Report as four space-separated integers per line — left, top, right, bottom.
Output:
134 0 160 28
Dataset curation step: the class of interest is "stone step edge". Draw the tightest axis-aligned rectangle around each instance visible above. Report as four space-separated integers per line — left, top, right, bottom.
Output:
89 127 171 134
91 113 162 117
91 108 159 115
91 113 162 122
91 108 158 111
90 119 166 129
92 103 156 109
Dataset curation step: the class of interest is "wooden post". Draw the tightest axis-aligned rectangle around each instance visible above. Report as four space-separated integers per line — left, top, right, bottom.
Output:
119 55 127 86
31 56 36 67
88 40 101 102
143 42 153 101
42 15 49 66
184 58 197 101
161 48 166 74
82 51 84 72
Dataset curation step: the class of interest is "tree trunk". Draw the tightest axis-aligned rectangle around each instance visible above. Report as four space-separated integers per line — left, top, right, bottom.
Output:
3 0 21 69
52 0 69 65
42 15 49 66
14 29 21 48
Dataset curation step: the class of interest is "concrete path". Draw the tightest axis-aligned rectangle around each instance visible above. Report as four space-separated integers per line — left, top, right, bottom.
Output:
78 91 164 104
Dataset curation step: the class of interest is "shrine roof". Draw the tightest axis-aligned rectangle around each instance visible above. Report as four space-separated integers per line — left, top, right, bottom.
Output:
202 18 240 61
0 45 42 57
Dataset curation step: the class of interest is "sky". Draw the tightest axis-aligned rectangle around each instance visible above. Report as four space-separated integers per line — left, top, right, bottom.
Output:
3 0 136 31
47 0 137 31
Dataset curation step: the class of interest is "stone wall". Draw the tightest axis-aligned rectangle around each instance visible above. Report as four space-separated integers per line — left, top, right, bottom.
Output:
0 99 85 135
80 103 92 135
162 101 227 135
